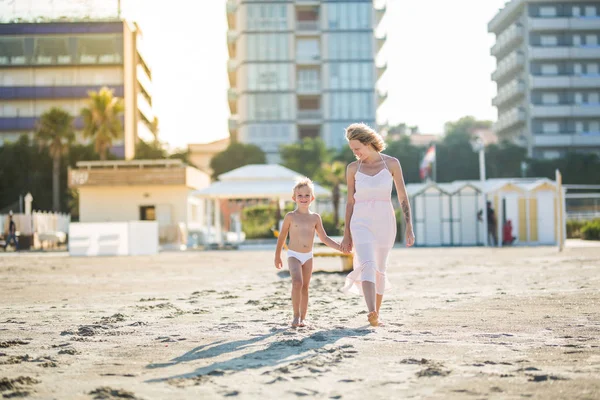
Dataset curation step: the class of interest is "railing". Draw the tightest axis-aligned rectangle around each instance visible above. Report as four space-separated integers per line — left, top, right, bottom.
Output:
297 20 319 31
297 109 322 119
296 53 320 62
297 81 320 92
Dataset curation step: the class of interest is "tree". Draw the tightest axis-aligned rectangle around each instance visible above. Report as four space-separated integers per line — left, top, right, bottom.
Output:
35 107 75 211
81 87 124 160
280 137 329 178
210 142 266 180
384 135 422 184
135 139 167 160
316 161 346 229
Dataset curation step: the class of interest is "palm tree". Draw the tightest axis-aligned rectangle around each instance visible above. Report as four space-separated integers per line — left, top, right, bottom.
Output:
319 161 346 229
81 87 124 160
36 107 75 212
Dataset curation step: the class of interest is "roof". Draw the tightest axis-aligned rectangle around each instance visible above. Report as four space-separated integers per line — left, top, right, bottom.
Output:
193 164 331 199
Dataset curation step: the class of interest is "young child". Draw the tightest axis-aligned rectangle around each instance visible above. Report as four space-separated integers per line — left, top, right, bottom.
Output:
274 178 344 328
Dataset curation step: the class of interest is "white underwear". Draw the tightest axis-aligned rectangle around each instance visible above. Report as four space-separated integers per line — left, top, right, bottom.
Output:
287 249 313 265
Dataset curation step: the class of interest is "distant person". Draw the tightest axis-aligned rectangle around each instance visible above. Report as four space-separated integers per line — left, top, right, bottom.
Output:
4 213 18 251
478 201 498 246
340 123 415 327
274 178 345 328
503 219 516 246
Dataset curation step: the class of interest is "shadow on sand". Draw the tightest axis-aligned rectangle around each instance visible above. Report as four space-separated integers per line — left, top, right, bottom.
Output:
145 327 370 383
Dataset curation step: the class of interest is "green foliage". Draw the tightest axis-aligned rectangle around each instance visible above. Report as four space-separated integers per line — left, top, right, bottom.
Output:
385 136 422 183
135 139 167 159
566 220 586 239
332 145 356 164
527 152 600 184
320 212 343 236
280 137 328 178
485 141 527 178
242 203 277 239
581 219 600 241
210 142 266 180
395 209 406 243
81 87 124 160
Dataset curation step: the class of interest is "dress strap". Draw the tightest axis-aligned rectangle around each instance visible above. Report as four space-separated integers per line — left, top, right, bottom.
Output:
379 153 389 171
357 159 362 173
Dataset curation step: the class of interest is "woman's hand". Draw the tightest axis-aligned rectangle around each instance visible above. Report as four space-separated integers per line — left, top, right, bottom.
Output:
341 235 353 253
405 225 415 247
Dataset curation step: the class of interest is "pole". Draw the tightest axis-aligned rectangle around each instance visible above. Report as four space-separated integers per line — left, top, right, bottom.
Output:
479 147 488 246
556 169 564 252
432 144 437 182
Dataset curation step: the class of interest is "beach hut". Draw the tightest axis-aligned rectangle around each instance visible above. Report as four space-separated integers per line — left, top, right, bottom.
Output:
442 182 485 246
407 183 452 246
521 179 560 245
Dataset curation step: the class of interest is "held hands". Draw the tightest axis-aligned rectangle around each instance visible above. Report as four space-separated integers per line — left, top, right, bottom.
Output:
274 256 283 269
340 235 353 254
405 225 415 247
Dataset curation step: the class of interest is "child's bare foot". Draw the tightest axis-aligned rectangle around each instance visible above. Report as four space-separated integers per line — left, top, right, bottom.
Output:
291 316 301 328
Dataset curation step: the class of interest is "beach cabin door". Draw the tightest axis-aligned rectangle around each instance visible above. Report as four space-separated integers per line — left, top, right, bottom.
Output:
537 191 555 244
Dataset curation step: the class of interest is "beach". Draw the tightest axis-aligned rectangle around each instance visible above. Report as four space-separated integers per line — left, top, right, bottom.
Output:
1 243 599 399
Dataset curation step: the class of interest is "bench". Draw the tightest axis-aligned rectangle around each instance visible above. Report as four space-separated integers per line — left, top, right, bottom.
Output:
273 230 353 272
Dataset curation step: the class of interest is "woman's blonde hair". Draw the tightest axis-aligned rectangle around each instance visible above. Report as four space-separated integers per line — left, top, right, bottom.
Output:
292 177 314 196
345 123 386 152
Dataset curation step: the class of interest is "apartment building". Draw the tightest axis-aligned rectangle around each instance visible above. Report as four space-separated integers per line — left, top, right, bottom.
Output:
227 0 387 162
489 0 600 159
0 19 154 159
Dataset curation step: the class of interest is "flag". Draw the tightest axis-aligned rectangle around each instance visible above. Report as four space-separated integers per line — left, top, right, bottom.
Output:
419 145 436 180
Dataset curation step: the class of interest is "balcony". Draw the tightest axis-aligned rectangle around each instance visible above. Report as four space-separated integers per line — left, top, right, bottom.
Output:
376 34 387 53
377 63 387 80
296 53 320 65
490 24 523 57
493 107 526 133
297 80 320 95
227 0 237 29
531 104 600 118
227 59 237 86
378 90 388 106
533 132 600 147
296 20 319 32
491 51 524 82
228 88 238 114
492 79 525 107
228 116 238 132
227 30 238 58
295 0 319 4
530 75 600 89
0 85 124 100
528 17 600 31
375 4 387 28
529 46 600 60
297 109 322 121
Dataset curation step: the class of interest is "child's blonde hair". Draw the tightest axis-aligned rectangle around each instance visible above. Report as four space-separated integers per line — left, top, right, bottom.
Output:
292 177 315 197
345 122 386 152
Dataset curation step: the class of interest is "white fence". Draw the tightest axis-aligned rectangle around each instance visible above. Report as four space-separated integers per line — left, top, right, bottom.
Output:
1 211 70 235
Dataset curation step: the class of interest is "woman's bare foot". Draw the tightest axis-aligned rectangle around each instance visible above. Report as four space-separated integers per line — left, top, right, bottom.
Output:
299 319 307 328
367 311 381 327
291 316 301 328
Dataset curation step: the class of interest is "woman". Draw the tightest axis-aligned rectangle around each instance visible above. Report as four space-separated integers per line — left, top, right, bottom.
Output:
340 123 415 326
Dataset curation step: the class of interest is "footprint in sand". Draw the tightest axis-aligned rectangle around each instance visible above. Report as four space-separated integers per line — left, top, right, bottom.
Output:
0 376 40 398
0 340 29 348
89 387 143 399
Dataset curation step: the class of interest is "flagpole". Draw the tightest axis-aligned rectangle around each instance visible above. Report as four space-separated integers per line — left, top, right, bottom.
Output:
434 144 437 182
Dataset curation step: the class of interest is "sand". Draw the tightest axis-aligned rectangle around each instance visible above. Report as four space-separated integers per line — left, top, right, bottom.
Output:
1 242 599 399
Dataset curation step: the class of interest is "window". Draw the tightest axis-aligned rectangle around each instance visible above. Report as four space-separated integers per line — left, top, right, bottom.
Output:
248 94 292 120
587 63 599 75
540 35 557 46
590 121 600 133
139 206 156 221
247 34 289 61
585 6 597 17
539 6 557 17
327 33 372 60
248 64 290 90
247 4 287 31
542 93 559 104
573 35 581 46
297 68 320 91
247 123 292 152
541 64 558 75
326 3 371 30
328 93 374 120
576 122 584 132
589 93 600 104
572 6 581 17
543 122 560 133
586 34 598 46
574 63 583 75
575 92 583 104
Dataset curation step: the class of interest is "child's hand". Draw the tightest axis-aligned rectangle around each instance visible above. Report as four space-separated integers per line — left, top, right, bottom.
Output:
274 256 283 269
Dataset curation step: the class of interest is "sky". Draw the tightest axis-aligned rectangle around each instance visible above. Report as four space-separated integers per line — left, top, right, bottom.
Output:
1 0 509 148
